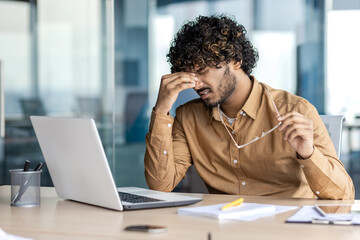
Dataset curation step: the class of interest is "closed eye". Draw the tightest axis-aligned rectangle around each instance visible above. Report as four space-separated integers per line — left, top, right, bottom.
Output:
197 70 209 75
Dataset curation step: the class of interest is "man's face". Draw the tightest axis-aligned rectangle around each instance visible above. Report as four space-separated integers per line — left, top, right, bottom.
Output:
193 64 237 108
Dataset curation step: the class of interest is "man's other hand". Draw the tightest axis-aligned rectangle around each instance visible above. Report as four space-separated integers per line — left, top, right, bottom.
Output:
277 111 314 159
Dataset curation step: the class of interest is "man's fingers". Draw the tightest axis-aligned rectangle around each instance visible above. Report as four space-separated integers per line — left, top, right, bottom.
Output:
161 73 197 85
286 128 312 142
167 81 196 95
278 111 303 121
162 72 196 78
155 72 197 114
278 111 313 140
278 113 310 130
165 77 196 91
282 123 312 141
277 111 314 157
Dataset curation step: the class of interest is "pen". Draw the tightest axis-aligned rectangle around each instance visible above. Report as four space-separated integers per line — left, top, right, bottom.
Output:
23 160 30 172
34 162 45 171
221 197 244 211
12 160 31 204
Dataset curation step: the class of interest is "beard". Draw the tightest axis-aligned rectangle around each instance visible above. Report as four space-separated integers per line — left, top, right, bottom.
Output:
204 65 237 108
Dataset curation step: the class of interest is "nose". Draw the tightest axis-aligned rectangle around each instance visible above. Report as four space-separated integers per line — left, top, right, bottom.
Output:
193 77 203 90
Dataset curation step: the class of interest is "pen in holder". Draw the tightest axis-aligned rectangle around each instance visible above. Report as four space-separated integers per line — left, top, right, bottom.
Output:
10 169 42 207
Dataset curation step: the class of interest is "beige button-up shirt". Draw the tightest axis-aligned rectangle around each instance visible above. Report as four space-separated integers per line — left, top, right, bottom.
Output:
144 78 354 200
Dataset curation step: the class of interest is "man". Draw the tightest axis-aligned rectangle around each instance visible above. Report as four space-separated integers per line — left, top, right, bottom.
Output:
144 15 354 199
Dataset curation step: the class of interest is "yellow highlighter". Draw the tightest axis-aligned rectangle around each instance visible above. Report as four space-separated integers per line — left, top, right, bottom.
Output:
221 197 244 211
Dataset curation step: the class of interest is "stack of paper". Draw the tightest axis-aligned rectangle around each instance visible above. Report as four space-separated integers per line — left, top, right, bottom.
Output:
178 203 296 221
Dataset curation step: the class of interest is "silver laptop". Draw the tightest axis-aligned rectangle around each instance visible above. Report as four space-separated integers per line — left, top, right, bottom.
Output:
30 116 202 211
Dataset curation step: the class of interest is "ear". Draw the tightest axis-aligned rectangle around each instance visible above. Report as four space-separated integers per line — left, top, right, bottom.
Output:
233 60 242 70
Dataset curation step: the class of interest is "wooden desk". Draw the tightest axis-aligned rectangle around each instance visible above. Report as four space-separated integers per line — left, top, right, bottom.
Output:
0 186 359 240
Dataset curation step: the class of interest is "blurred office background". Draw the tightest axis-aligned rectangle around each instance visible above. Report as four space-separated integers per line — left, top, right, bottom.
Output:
0 0 360 197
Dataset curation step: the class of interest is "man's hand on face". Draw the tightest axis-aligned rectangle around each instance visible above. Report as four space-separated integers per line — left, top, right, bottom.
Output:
154 72 201 115
277 111 314 159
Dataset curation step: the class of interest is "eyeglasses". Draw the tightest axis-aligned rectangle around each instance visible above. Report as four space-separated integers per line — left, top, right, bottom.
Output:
217 83 282 149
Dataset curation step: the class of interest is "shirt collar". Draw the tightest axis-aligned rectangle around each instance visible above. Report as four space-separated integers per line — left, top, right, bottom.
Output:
242 76 262 120
207 76 262 124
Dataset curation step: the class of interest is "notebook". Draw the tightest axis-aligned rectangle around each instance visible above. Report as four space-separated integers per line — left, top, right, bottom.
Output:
30 116 202 211
178 203 277 220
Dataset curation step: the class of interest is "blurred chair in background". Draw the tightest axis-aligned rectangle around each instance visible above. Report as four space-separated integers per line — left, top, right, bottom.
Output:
124 91 148 143
20 98 46 119
320 115 345 158
76 97 103 121
8 97 47 137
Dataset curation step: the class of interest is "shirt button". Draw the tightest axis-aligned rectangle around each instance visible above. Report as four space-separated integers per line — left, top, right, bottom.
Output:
242 113 246 117
167 123 172 128
231 131 235 135
163 150 167 155
316 191 320 195
233 159 238 164
242 181 246 186
301 164 305 168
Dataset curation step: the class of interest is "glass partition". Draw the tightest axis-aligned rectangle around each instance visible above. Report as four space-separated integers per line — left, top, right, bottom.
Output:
113 0 151 188
0 0 114 186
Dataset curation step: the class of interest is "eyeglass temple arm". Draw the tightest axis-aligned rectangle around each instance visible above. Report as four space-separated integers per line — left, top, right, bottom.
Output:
262 83 281 117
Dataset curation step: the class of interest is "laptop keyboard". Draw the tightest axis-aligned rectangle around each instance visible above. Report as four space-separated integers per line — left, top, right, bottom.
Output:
118 191 163 203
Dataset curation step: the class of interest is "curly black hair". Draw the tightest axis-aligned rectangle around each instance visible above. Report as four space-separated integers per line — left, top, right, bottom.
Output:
167 15 258 76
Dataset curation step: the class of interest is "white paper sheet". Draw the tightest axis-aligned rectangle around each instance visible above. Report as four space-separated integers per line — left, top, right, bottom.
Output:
286 205 360 225
286 205 319 223
0 229 33 240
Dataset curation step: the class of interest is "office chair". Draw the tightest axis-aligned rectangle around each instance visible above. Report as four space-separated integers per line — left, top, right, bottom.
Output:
76 97 103 120
320 115 345 158
20 98 46 118
124 91 148 143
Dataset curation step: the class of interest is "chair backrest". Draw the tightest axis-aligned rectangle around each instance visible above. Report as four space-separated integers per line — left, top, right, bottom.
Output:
77 97 103 119
319 115 345 158
20 98 46 118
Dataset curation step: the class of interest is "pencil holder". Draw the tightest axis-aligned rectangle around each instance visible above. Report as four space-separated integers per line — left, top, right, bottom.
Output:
9 169 42 207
